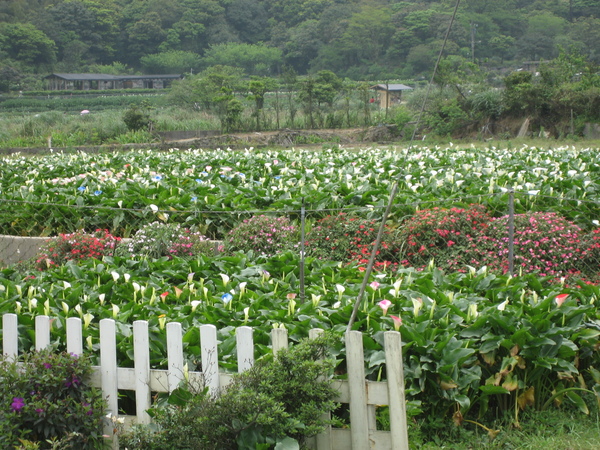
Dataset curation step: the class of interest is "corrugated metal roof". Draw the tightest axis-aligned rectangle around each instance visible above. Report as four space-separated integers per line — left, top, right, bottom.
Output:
45 73 182 80
371 84 413 91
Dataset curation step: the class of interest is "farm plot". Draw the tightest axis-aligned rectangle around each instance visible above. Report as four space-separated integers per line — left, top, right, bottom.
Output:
1 144 600 441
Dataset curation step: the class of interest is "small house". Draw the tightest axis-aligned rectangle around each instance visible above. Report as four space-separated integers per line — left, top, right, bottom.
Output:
371 84 413 109
44 73 183 91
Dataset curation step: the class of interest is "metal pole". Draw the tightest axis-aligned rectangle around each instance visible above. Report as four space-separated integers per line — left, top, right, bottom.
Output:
508 190 515 276
300 198 306 302
346 182 399 333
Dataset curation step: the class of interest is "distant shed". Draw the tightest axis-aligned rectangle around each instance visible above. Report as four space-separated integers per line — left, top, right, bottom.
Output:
44 73 183 91
371 83 413 109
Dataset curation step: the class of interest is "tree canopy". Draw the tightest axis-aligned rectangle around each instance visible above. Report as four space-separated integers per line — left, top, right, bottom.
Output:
0 0 598 82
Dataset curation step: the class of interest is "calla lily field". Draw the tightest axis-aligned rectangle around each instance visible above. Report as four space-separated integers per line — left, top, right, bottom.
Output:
1 144 600 437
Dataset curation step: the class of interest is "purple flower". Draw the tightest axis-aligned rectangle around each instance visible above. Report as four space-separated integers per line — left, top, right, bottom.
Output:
10 397 25 413
36 408 44 415
65 375 81 388
43 363 52 369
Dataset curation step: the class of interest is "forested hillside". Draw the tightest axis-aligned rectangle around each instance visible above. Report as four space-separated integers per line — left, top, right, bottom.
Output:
0 0 599 88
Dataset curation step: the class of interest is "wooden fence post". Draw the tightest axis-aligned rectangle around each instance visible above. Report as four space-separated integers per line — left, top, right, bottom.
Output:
66 317 83 356
166 322 184 392
134 320 151 425
99 318 118 448
35 315 50 350
200 324 219 395
346 330 370 450
384 331 409 449
2 313 18 359
272 327 288 355
309 328 332 450
236 326 254 372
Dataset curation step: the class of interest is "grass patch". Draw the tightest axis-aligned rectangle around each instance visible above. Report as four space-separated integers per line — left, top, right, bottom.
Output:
410 408 600 449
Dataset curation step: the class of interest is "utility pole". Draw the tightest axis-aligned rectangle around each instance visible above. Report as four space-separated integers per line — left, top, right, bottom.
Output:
470 22 478 63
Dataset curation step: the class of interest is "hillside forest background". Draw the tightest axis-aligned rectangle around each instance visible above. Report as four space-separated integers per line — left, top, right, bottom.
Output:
2 0 600 80
1 0 600 144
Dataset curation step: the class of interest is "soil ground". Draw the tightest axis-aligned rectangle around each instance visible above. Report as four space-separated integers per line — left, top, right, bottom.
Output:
165 125 402 149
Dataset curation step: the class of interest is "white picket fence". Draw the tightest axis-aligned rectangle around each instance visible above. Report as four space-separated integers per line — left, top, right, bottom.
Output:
1 313 409 450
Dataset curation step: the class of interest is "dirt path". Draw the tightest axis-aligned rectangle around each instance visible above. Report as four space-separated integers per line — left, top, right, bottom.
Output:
167 126 400 148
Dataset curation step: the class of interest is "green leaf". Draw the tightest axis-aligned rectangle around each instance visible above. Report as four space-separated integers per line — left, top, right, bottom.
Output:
565 391 589 415
479 385 510 395
275 437 300 450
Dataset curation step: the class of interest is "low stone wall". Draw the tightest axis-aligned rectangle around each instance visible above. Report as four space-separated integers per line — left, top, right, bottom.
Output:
0 235 224 267
0 235 48 266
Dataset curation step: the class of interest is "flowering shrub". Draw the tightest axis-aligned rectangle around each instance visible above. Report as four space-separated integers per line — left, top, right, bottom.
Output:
168 229 217 259
121 222 213 259
475 211 587 278
224 215 299 257
0 349 106 449
396 204 491 271
306 213 400 270
36 229 120 270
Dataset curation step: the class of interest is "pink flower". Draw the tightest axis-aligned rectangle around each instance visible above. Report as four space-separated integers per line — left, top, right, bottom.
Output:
160 292 169 300
390 315 402 331
369 281 380 290
286 293 297 300
378 299 392 316
555 293 568 307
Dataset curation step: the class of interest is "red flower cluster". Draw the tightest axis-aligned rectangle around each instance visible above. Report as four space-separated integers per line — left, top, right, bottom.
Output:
306 213 400 270
36 229 120 270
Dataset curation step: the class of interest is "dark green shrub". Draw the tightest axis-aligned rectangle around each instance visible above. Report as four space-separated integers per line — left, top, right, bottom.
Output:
123 103 152 131
119 334 339 449
0 349 106 449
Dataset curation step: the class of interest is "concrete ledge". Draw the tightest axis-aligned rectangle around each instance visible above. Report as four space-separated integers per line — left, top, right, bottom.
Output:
0 235 48 266
0 235 224 267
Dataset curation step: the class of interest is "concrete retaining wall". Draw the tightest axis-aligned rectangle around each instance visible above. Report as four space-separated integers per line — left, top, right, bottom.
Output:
0 235 224 267
0 235 48 266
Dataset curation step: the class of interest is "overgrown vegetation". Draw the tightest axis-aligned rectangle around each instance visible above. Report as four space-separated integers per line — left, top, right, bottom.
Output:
0 349 106 449
118 333 338 449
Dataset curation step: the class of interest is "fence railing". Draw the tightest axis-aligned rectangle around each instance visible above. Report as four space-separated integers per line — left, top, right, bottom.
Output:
2 313 409 450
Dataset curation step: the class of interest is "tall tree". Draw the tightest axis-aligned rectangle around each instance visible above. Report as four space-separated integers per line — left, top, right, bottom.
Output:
0 22 56 69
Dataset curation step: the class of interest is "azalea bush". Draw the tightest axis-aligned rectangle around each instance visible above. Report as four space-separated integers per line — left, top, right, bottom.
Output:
306 212 400 270
224 215 299 257
168 229 217 259
395 204 491 271
35 229 120 270
120 222 213 259
0 349 106 449
475 211 589 279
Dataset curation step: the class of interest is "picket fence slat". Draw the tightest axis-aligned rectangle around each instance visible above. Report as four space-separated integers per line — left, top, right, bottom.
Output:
99 318 118 448
385 331 410 449
1 313 409 449
346 330 370 450
200 323 219 394
236 326 254 372
272 327 288 354
2 313 17 359
166 322 184 393
66 317 83 356
133 320 151 425
35 315 50 350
